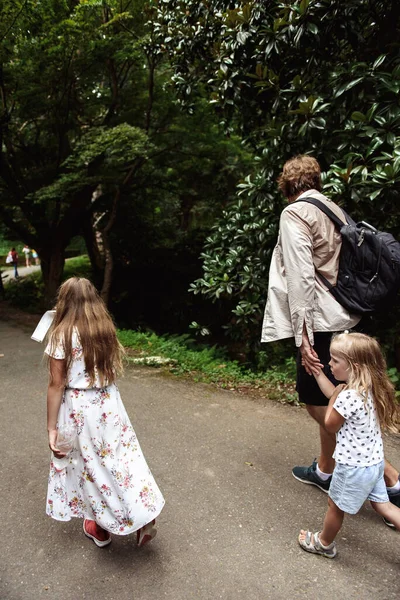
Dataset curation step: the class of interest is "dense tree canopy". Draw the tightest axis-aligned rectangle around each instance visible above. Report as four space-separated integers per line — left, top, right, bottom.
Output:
0 0 249 307
153 0 400 357
1 0 151 302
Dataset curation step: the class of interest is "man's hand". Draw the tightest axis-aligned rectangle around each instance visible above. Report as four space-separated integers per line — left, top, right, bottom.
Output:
300 329 323 375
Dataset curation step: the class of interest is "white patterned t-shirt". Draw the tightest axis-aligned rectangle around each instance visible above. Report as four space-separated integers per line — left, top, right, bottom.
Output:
332 388 384 467
45 331 108 389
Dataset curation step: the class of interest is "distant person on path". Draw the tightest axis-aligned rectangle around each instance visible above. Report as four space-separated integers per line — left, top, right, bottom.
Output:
31 249 40 265
298 332 400 558
10 248 19 279
45 277 165 547
22 245 31 267
261 155 400 519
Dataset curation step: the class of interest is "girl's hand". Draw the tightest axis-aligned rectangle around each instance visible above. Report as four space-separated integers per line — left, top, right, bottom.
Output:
48 429 66 458
301 358 323 377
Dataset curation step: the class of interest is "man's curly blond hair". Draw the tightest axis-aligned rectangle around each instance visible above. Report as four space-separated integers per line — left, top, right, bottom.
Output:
277 155 321 199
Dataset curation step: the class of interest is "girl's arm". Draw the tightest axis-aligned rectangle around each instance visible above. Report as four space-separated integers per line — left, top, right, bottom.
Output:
47 357 67 456
312 367 346 432
312 368 336 399
325 387 346 433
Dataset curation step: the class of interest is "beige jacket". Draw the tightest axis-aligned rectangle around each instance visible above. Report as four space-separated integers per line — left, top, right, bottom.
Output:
261 189 360 347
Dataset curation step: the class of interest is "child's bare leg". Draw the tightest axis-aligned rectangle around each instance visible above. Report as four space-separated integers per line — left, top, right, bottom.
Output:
319 497 344 546
371 501 400 530
299 497 344 548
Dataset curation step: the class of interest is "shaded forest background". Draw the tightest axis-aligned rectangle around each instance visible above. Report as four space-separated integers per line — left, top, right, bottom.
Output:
1 0 400 370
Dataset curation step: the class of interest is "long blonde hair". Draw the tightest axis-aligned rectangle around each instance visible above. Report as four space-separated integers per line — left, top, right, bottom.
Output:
48 277 124 386
330 332 399 433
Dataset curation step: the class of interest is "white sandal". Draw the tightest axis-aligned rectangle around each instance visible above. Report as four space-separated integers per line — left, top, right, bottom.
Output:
298 530 337 559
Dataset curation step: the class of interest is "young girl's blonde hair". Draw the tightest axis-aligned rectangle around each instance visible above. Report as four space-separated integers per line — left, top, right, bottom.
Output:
330 332 399 433
48 277 124 386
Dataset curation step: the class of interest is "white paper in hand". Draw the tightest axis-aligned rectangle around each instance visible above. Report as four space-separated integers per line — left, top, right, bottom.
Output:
31 310 56 342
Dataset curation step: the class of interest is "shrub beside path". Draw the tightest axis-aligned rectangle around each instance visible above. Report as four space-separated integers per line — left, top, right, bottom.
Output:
1 319 399 600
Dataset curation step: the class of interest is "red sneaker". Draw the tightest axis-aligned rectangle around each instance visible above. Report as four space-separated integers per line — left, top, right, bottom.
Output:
137 520 157 547
83 519 112 548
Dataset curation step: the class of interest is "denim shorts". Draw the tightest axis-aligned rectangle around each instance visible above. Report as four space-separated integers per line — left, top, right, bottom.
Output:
329 461 388 514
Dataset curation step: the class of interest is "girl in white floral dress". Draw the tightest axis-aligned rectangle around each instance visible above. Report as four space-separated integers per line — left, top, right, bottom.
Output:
46 277 165 547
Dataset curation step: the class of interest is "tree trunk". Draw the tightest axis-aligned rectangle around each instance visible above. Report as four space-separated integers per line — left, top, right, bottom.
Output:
81 213 105 288
40 244 66 308
98 161 146 305
100 189 120 306
100 232 114 306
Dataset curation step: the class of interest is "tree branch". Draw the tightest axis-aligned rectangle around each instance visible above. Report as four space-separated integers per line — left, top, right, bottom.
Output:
145 55 155 133
0 0 29 44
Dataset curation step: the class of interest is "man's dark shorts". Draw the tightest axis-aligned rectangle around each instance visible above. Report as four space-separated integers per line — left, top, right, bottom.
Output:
296 332 340 406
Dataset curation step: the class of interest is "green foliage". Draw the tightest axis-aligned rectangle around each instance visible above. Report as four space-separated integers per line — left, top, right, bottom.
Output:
63 255 92 280
0 0 252 309
153 0 400 357
189 168 282 346
0 0 154 302
119 328 400 400
118 327 297 401
0 236 15 256
34 125 150 203
112 97 253 257
387 367 400 398
4 255 92 311
5 271 44 312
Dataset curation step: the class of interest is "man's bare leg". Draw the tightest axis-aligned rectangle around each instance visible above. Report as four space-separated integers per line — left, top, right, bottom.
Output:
306 405 335 474
371 501 400 530
292 404 335 491
381 459 400 527
384 459 399 487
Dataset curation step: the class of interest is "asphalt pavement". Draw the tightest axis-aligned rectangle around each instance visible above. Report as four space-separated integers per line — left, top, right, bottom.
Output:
0 320 399 600
1 263 41 281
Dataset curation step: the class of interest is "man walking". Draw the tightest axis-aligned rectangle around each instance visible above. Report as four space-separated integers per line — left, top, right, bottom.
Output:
261 155 400 522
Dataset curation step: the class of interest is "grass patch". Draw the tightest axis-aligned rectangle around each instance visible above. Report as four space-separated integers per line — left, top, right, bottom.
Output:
118 329 298 404
63 255 92 279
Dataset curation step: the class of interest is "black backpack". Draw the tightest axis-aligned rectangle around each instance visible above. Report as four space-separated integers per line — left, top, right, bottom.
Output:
296 197 400 315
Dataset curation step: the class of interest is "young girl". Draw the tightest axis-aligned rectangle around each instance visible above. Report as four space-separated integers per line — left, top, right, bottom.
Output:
298 332 400 558
46 277 165 547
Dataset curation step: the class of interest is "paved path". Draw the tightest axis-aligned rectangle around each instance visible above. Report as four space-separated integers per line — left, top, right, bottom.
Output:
1 264 41 282
0 320 399 600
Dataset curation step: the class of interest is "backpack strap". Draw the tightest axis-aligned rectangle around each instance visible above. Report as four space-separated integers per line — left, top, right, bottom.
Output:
294 197 355 229
293 197 355 292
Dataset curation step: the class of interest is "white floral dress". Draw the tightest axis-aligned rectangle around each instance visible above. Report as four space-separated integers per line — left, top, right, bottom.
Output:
45 333 165 534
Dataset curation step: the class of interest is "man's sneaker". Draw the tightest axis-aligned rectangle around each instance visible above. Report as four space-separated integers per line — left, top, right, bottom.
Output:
383 477 400 528
292 460 331 493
